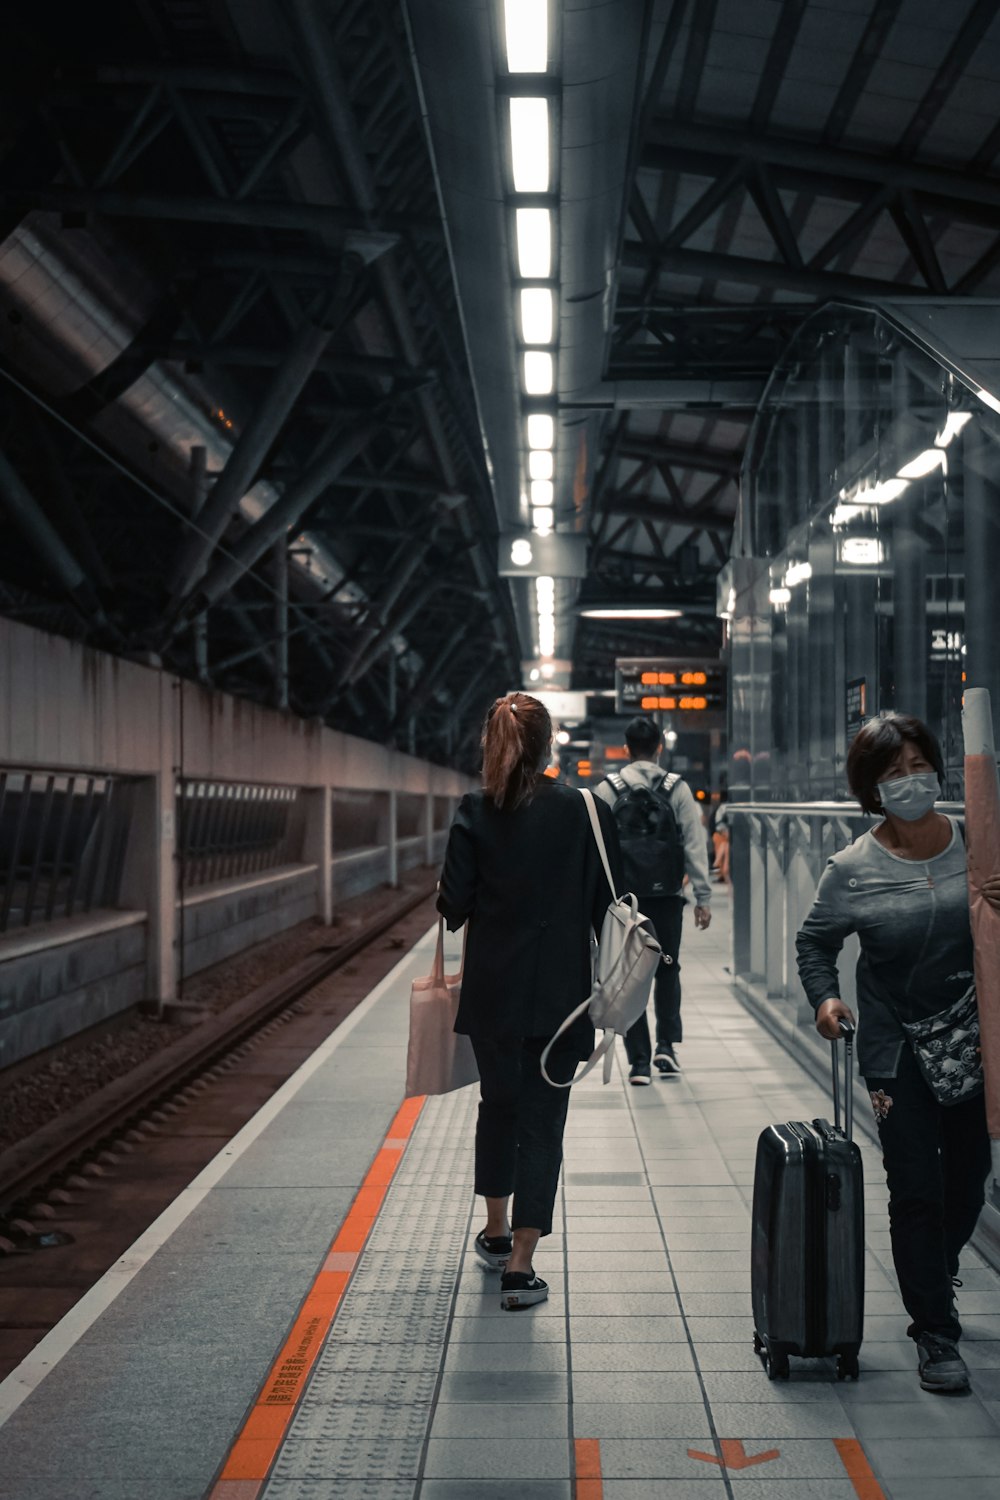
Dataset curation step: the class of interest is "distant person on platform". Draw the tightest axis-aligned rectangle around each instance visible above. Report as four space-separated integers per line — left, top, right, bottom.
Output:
595 716 712 1084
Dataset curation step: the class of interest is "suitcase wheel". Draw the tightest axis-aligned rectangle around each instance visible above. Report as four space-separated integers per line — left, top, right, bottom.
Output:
765 1348 790 1381
837 1352 860 1382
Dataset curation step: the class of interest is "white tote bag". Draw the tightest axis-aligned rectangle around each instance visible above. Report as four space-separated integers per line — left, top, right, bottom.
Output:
541 789 665 1087
405 919 479 1097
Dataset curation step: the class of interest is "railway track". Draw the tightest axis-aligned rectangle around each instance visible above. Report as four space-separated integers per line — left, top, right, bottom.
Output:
0 883 438 1379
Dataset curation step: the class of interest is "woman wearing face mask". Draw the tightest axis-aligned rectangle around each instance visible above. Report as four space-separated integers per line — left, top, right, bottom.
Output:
796 713 1000 1394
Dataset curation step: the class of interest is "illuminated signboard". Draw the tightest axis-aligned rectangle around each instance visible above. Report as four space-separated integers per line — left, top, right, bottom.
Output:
615 659 726 716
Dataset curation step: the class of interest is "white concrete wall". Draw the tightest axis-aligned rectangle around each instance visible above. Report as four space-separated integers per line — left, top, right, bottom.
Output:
0 617 474 1020
0 617 471 796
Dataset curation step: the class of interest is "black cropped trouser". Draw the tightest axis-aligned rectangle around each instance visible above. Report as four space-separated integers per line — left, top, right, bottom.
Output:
866 1043 992 1343
469 1032 580 1237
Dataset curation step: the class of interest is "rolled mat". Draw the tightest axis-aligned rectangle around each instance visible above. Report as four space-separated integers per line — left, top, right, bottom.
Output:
963 688 1000 1141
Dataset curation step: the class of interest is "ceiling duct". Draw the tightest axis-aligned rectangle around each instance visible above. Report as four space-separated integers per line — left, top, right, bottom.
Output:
0 212 376 666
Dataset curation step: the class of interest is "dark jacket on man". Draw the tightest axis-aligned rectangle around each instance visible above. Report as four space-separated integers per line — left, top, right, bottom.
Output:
436 779 624 1052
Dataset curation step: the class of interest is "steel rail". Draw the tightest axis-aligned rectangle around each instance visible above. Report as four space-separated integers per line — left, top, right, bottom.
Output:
0 880 437 1217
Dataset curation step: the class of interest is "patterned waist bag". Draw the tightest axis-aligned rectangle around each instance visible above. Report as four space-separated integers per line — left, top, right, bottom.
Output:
899 983 983 1106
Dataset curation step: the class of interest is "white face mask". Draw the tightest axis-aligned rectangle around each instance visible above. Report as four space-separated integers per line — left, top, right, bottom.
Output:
876 771 939 822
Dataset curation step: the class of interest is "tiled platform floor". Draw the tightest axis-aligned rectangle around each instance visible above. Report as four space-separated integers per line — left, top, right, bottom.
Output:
260 892 1000 1500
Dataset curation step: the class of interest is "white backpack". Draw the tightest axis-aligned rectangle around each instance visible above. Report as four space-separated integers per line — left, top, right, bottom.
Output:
540 788 666 1087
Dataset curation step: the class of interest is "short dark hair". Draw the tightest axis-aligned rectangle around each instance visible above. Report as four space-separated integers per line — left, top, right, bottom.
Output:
845 713 944 815
625 715 662 758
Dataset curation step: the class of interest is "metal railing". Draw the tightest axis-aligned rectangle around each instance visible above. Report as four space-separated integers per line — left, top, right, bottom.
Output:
0 770 131 934
177 780 302 889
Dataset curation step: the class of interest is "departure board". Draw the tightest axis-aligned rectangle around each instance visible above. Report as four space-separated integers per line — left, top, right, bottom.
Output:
615 658 726 715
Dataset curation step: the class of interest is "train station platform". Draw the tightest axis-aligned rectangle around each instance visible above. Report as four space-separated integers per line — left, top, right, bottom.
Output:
1 893 1000 1500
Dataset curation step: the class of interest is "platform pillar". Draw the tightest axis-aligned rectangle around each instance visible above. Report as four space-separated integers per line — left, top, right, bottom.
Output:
387 789 399 888
304 786 333 925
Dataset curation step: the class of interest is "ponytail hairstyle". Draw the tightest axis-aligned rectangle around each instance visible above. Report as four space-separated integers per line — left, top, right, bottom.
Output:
481 692 552 810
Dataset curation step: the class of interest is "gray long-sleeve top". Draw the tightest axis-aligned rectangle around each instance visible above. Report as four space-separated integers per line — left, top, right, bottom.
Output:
794 818 973 1077
594 759 712 906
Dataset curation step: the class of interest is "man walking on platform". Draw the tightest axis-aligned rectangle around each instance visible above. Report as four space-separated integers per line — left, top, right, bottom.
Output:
595 716 712 1085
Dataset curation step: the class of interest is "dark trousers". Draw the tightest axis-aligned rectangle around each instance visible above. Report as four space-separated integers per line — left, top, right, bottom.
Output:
866 1044 991 1342
470 1033 579 1237
623 895 685 1066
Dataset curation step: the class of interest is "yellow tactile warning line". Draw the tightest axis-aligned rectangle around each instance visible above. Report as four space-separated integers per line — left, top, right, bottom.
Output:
206 1095 425 1500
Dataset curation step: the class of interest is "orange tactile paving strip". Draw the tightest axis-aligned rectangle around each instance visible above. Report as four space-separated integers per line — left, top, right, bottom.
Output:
206 1095 426 1500
574 1437 603 1499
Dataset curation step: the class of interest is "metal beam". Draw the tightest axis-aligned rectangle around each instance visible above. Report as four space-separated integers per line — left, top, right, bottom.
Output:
617 435 741 477
642 118 1000 220
598 495 733 537
280 0 514 665
175 422 378 627
165 317 337 610
0 187 434 245
152 340 425 383
620 242 925 300
0 450 117 637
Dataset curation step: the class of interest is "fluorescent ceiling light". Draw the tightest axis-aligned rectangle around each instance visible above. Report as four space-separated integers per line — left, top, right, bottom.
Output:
516 208 552 278
769 587 792 606
936 411 972 446
524 350 554 394
529 449 553 480
784 561 812 587
530 478 554 507
504 0 547 72
510 538 533 566
535 574 554 596
520 287 554 345
578 606 683 620
975 386 1000 415
532 509 554 535
896 447 946 480
527 413 554 449
510 98 549 192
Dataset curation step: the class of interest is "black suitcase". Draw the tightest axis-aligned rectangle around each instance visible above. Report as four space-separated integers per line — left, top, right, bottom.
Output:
751 1025 864 1381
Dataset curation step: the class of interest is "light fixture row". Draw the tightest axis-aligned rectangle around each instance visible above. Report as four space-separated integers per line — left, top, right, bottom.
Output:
502 0 558 663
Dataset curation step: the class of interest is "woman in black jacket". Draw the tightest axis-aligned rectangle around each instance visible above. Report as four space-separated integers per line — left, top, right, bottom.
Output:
437 691 622 1310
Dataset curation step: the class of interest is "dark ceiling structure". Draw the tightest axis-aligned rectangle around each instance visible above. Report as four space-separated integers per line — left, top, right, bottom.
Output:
0 0 520 764
576 0 1000 683
3 0 1000 758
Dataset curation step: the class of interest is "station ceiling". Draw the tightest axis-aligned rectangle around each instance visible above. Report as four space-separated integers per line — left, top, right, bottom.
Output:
1 0 999 763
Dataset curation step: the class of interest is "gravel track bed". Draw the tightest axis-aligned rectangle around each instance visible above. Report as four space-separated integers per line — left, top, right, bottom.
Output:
0 870 434 1154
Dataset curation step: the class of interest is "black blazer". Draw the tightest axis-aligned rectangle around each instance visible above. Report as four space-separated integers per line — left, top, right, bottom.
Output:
436 779 624 1048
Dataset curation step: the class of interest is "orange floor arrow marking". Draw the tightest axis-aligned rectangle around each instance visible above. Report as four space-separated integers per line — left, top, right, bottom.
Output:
575 1437 603 1499
835 1438 888 1500
688 1440 781 1470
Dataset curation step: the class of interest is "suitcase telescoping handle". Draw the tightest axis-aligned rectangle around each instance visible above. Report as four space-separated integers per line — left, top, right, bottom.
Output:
830 1020 855 1141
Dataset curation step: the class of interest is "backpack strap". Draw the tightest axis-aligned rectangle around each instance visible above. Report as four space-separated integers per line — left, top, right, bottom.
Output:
540 1004 616 1087
605 772 628 800
581 787 618 903
660 771 681 799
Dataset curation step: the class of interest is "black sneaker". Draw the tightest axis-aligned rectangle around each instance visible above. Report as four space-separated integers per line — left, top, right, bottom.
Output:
500 1269 549 1310
629 1062 652 1086
654 1045 681 1074
915 1331 970 1392
474 1229 512 1270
